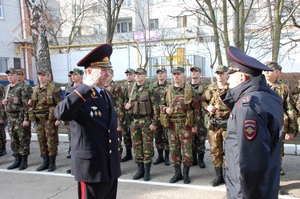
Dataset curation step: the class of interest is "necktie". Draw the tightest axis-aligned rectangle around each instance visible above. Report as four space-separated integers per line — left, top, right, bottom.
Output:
100 89 109 104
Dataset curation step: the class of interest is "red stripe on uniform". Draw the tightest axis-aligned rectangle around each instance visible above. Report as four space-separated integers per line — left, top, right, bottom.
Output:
80 181 86 199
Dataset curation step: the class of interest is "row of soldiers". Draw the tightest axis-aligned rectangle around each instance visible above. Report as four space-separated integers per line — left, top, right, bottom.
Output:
105 65 230 185
0 68 62 172
106 61 299 186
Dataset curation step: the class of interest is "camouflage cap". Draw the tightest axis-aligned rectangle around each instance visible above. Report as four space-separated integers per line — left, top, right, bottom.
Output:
215 65 228 73
156 68 167 73
125 68 135 74
172 67 185 74
15 69 24 76
6 68 18 74
37 68 50 75
265 61 280 70
109 68 114 74
72 68 84 75
68 71 74 77
190 66 201 72
135 68 147 75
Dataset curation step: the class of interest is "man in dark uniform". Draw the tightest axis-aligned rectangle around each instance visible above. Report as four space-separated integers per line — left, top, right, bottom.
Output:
221 46 284 199
55 44 121 199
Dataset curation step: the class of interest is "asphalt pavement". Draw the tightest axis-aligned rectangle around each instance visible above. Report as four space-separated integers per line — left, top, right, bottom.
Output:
0 132 300 199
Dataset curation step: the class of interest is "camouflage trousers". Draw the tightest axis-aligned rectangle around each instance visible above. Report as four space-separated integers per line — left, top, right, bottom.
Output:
121 123 132 148
167 122 193 167
154 124 169 151
130 117 154 164
36 119 59 156
192 125 207 154
208 127 226 167
0 123 6 150
7 117 31 155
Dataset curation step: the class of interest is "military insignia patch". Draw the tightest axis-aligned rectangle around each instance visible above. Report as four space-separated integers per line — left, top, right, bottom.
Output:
91 89 98 98
244 120 257 140
91 106 98 110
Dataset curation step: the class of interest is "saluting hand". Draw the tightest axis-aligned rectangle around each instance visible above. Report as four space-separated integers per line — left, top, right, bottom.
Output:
83 68 102 88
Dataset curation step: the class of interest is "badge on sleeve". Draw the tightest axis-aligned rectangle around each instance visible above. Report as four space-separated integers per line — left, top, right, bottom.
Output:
244 120 257 140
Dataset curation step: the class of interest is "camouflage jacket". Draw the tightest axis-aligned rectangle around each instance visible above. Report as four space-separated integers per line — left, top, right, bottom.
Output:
149 80 170 123
201 82 231 120
4 82 31 121
190 81 207 124
0 84 5 120
160 83 200 128
126 81 158 126
31 82 62 118
105 80 118 105
115 81 134 126
269 80 297 134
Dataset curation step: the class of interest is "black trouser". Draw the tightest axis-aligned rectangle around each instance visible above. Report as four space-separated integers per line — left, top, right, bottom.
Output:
78 179 118 199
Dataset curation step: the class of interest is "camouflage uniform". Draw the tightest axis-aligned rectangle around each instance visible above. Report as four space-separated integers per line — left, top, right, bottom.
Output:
292 79 300 132
29 76 62 172
150 79 170 166
126 68 157 181
160 74 200 184
5 71 31 170
202 81 230 186
116 79 134 162
190 81 207 168
0 84 6 156
269 80 297 174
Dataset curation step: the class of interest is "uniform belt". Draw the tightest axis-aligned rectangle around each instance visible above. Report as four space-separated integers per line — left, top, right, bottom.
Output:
169 118 185 123
133 115 147 119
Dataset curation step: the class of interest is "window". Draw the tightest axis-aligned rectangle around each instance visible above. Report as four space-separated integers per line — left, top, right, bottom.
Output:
116 20 132 33
72 5 81 15
92 2 101 12
177 16 187 28
14 58 21 69
94 24 102 34
0 0 3 19
150 19 159 30
122 0 132 7
74 26 81 36
0 58 8 73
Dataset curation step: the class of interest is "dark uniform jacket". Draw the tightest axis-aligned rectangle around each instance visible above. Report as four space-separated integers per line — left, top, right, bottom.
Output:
221 75 283 199
55 84 121 183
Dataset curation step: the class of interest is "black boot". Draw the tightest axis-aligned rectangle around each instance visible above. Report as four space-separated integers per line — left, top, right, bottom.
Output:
192 150 197 166
183 165 191 184
66 146 71 158
0 148 6 156
198 153 206 168
36 155 49 171
164 150 170 166
153 149 165 165
7 154 21 169
19 155 28 170
144 163 151 181
169 165 183 183
48 155 56 172
210 167 225 186
121 147 133 162
133 162 144 180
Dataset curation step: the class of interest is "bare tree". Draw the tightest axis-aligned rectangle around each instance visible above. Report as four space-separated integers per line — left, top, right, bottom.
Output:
25 0 53 76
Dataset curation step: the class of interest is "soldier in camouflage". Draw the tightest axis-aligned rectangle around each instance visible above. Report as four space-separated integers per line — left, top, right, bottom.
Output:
125 68 158 181
263 61 296 175
29 68 62 172
150 68 170 166
116 68 135 162
189 66 207 168
160 67 200 184
202 65 230 186
0 83 6 156
105 68 123 160
3 68 31 170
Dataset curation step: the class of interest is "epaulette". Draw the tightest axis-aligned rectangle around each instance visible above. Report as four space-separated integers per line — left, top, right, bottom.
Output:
241 94 252 106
